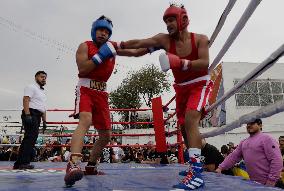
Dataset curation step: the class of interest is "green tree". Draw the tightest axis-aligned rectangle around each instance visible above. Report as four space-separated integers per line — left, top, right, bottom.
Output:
109 76 142 129
130 64 171 107
110 64 170 108
109 64 170 128
110 82 142 112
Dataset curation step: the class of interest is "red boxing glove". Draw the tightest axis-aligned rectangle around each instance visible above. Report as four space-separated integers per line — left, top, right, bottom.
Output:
159 52 191 72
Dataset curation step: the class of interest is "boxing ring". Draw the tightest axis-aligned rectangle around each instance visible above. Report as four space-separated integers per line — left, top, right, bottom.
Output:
0 162 282 191
1 1 284 190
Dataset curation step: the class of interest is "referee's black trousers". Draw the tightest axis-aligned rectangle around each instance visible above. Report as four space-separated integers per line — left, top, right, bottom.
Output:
14 109 42 165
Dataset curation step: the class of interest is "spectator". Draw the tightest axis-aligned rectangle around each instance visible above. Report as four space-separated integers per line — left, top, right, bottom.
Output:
216 118 283 187
9 146 19 161
220 145 230 158
168 146 178 164
134 152 145 163
220 144 234 175
121 147 135 163
276 136 284 188
2 136 10 144
168 154 178 164
10 136 16 144
0 146 5 161
110 137 124 163
201 139 224 172
3 147 12 161
227 142 234 149
63 148 71 162
227 142 235 153
100 147 115 163
278 136 284 157
82 147 90 162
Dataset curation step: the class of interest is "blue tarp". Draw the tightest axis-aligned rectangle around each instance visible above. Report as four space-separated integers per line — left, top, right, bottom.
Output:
0 162 282 191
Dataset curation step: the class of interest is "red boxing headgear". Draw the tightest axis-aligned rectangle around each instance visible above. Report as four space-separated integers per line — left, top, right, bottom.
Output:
163 5 189 31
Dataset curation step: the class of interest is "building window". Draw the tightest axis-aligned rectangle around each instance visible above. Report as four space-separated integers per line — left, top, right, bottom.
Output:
234 79 284 107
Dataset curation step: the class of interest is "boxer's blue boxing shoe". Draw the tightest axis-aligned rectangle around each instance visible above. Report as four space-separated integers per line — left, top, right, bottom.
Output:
174 170 204 190
64 153 84 187
179 169 189 176
179 157 203 176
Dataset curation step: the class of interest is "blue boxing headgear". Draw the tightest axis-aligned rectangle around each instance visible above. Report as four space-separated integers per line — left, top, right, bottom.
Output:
91 15 113 42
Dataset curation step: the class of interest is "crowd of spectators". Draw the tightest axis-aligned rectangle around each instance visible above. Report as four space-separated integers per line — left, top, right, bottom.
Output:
0 136 179 165
2 133 284 188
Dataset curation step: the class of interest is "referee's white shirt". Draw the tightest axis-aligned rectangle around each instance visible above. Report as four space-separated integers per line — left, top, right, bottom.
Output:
24 83 47 113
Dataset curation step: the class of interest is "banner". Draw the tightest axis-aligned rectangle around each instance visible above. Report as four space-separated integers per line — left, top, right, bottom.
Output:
201 64 226 127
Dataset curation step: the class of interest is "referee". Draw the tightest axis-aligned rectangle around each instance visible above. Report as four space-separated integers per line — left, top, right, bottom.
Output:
13 71 47 169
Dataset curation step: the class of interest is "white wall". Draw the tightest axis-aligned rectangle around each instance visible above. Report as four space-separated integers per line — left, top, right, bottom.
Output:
204 62 284 149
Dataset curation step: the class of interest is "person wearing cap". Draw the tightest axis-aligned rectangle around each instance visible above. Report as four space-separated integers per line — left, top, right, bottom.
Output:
64 15 160 186
115 3 210 189
216 119 283 187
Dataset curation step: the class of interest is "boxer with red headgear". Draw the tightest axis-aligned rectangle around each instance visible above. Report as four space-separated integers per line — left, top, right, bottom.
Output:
163 4 189 32
64 15 159 187
116 4 210 189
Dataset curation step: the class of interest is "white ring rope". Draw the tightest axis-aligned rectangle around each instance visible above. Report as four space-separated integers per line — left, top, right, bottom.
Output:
209 0 262 72
202 100 284 138
206 44 284 113
209 0 237 48
0 134 55 137
0 144 44 147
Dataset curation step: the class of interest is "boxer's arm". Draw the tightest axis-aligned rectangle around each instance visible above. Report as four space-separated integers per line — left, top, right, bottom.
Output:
23 96 31 115
218 143 243 171
117 48 149 57
42 112 46 123
119 33 166 49
190 34 209 71
117 46 163 57
76 42 96 75
92 42 117 65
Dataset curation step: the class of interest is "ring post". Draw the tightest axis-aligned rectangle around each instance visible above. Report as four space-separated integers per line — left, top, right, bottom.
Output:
177 126 184 164
151 96 167 153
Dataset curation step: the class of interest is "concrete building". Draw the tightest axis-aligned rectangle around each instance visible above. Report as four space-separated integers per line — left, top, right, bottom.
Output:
202 61 284 149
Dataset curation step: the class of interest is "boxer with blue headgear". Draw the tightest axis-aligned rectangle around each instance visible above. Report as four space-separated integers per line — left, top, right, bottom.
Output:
88 15 117 65
64 14 158 187
91 15 113 43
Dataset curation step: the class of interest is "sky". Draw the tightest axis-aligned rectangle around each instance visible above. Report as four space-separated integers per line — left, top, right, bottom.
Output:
0 0 283 117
